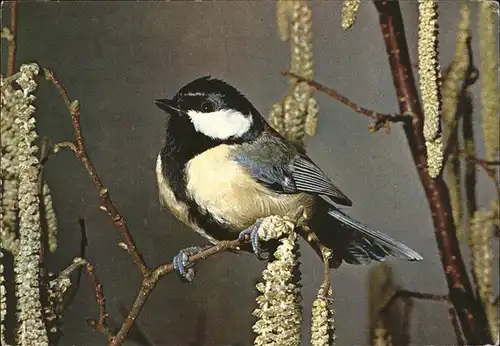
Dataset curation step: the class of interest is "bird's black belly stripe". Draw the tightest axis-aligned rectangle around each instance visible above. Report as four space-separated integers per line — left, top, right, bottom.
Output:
185 200 240 241
160 148 240 242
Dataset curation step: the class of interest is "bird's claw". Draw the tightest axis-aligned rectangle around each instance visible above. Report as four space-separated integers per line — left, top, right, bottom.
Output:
238 219 267 260
173 246 203 282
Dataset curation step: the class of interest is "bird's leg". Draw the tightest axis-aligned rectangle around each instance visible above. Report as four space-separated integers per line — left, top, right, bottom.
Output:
238 218 267 260
173 245 209 282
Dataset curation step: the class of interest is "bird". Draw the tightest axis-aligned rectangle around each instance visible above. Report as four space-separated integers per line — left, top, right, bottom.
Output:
154 76 423 281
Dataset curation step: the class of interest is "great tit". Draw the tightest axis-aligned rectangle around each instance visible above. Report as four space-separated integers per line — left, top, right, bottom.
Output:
154 76 422 281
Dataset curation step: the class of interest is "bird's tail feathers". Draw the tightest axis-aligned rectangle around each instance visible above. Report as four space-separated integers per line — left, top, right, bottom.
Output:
327 209 423 264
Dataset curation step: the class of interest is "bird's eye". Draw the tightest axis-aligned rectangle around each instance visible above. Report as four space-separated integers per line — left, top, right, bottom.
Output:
201 100 215 113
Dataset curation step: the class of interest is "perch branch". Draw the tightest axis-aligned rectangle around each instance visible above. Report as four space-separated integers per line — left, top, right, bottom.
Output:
372 1 491 344
109 238 248 346
44 68 148 277
281 70 410 132
7 0 18 76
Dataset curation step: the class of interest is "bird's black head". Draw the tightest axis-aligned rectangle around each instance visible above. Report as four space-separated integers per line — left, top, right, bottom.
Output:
155 76 265 143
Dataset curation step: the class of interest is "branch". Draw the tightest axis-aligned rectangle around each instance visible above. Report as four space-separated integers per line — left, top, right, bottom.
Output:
112 208 307 345
7 0 18 76
400 298 413 345
84 263 113 341
372 1 491 344
379 289 467 343
38 137 51 274
64 227 246 346
461 153 500 168
380 289 448 315
114 303 154 346
109 238 246 346
37 137 51 329
462 86 478 229
281 70 410 132
459 152 500 200
449 305 466 345
442 37 479 166
60 218 89 312
43 68 148 277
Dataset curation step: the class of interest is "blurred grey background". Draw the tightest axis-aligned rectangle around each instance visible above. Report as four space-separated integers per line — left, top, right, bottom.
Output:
1 1 497 345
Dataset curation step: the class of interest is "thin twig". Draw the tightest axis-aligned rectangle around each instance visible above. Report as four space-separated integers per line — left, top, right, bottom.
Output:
53 141 78 155
482 161 500 166
462 95 478 238
442 37 479 167
281 70 410 132
59 258 88 277
322 251 330 290
7 0 18 76
380 289 449 315
61 218 89 312
459 151 500 201
298 226 340 268
373 1 492 343
85 263 113 341
37 137 52 332
44 68 148 277
461 153 500 168
38 137 51 274
449 305 466 345
400 298 413 345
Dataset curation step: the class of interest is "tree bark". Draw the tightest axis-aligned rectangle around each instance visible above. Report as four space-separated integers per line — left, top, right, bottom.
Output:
373 1 492 344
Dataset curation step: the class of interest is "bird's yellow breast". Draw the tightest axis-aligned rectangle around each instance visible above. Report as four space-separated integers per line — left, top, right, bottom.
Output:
184 144 314 231
156 154 218 243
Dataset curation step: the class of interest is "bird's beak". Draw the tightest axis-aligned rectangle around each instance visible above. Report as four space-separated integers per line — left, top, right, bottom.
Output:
154 99 182 114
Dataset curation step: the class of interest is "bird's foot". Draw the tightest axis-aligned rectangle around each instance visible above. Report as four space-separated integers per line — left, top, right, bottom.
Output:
238 219 267 260
173 246 205 282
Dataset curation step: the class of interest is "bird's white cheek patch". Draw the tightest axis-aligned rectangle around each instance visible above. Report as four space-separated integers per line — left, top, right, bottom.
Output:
187 109 252 139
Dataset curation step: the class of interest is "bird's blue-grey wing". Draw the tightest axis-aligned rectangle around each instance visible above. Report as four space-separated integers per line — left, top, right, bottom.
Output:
231 150 297 193
232 136 352 206
232 132 422 264
290 154 352 206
